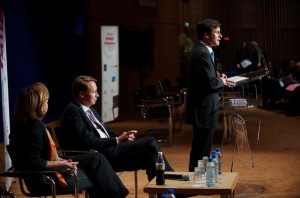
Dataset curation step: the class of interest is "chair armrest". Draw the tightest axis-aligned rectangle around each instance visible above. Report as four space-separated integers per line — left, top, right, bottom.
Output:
57 147 98 157
0 167 76 179
0 167 79 198
139 97 173 119
57 147 97 153
140 97 173 107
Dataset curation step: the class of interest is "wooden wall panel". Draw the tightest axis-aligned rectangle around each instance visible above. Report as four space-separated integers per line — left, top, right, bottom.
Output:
188 0 300 72
87 0 181 111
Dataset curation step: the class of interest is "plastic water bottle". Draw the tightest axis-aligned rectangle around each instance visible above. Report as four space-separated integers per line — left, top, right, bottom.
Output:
211 151 219 177
211 154 219 182
215 148 222 175
156 151 165 185
206 157 215 187
166 188 176 198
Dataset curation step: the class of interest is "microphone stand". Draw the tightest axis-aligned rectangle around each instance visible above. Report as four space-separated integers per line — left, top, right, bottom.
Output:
251 41 270 108
251 41 270 79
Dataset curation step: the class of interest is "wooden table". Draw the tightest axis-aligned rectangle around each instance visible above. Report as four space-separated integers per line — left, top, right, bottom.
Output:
144 172 239 198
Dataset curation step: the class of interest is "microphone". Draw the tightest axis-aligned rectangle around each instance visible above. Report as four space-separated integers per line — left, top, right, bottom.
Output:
164 173 192 181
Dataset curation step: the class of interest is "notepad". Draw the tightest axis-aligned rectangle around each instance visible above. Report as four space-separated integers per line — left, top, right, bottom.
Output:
229 98 248 107
285 83 300 92
227 76 249 83
240 59 252 68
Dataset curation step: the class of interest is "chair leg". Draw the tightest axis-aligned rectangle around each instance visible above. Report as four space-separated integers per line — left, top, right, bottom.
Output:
134 171 138 198
0 190 17 198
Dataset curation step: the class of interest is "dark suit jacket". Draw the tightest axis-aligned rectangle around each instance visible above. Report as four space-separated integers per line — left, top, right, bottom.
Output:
61 101 119 156
185 42 224 129
9 120 49 171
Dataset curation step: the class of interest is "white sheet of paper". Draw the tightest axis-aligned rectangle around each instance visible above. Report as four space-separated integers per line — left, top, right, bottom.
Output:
227 76 249 83
240 59 252 68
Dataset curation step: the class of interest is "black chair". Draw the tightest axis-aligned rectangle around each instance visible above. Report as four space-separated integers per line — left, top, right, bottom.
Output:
0 188 16 198
139 96 174 145
133 89 146 111
0 145 85 198
145 85 159 98
112 95 119 120
158 78 173 92
158 78 184 101
46 119 98 156
158 79 186 130
46 119 139 198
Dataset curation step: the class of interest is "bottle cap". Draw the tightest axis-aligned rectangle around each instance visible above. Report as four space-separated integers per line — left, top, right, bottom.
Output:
160 195 167 198
167 188 174 194
215 148 221 152
158 151 163 156
208 158 213 162
212 151 216 156
211 154 216 159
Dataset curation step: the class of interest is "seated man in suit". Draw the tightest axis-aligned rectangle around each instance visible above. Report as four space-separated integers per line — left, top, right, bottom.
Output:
60 75 174 182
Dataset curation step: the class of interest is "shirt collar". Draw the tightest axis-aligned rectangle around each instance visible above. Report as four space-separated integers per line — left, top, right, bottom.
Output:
80 104 90 113
200 41 213 54
75 99 90 113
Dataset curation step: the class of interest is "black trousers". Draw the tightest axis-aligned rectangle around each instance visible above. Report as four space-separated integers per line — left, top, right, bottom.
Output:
103 137 174 181
189 126 214 172
25 152 128 198
69 152 129 198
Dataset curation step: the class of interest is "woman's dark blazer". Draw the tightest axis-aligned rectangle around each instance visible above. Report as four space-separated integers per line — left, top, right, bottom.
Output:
9 120 49 171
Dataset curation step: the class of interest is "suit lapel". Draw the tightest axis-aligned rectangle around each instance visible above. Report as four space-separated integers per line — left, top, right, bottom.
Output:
199 43 217 76
74 101 101 137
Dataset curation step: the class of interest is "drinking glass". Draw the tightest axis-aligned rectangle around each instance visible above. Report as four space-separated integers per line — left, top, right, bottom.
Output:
194 167 201 184
198 160 206 184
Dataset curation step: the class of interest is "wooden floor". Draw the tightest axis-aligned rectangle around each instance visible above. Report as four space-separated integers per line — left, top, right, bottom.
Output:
5 108 300 197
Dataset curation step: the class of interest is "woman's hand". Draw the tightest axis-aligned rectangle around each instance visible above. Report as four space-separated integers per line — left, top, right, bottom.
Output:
61 159 78 171
47 159 78 173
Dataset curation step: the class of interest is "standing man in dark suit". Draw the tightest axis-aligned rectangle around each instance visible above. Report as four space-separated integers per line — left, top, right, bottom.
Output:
60 75 174 183
185 19 227 172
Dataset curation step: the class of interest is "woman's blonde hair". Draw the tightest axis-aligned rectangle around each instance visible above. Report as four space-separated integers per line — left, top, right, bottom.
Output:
14 82 49 122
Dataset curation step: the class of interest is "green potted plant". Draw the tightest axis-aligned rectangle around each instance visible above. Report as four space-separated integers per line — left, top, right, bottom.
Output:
179 32 193 76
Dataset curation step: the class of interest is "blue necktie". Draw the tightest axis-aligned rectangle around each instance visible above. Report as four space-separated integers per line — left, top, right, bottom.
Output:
211 51 214 63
